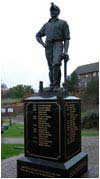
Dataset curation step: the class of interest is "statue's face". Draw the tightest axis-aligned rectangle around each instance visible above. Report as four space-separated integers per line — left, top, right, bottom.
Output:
50 9 59 18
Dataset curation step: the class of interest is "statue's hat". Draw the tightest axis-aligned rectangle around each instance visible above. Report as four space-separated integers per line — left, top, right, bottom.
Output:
50 2 60 13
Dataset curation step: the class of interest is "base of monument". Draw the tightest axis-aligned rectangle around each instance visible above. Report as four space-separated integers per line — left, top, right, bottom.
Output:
17 152 88 178
38 88 68 98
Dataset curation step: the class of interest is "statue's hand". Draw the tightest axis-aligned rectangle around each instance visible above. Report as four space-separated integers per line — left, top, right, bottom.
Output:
62 53 69 61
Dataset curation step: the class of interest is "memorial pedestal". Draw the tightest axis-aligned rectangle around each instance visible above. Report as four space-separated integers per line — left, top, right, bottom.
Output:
17 95 88 177
17 152 88 178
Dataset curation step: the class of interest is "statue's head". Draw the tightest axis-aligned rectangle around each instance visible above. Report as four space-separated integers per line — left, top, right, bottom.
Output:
50 2 60 18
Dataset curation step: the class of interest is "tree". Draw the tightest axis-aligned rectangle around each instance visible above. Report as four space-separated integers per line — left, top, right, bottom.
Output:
43 87 49 92
8 84 34 98
67 71 79 92
85 78 99 104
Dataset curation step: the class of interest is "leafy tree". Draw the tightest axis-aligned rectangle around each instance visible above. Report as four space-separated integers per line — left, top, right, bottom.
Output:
8 84 34 98
85 78 99 104
67 71 79 92
43 87 49 92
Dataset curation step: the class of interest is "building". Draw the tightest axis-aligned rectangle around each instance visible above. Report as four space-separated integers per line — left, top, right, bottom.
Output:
1 102 24 117
74 62 99 89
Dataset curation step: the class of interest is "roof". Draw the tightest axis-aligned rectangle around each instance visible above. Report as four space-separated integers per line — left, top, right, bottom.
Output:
75 62 99 75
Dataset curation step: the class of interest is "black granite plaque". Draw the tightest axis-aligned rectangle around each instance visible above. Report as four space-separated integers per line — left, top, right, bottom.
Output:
25 101 61 160
64 100 81 159
24 97 81 161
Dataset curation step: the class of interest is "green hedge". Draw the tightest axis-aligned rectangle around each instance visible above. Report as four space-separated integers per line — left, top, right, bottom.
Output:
81 110 99 129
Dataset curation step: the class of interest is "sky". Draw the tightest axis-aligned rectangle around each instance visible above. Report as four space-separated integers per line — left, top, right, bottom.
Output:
0 0 100 91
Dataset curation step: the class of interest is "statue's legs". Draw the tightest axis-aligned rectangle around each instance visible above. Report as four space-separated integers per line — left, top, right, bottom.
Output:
49 67 53 90
45 41 63 91
45 42 54 90
52 41 63 90
53 64 61 89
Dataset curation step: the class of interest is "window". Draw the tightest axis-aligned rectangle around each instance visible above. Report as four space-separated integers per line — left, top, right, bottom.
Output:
1 108 6 113
7 108 13 113
78 82 81 87
93 72 96 77
84 82 87 88
86 74 88 78
78 75 80 79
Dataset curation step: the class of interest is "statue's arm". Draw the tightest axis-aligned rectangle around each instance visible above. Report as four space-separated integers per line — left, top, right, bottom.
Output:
63 21 70 55
64 39 69 55
36 24 46 48
36 33 46 48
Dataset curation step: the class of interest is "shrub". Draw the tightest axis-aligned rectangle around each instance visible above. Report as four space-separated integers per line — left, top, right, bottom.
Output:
81 110 99 129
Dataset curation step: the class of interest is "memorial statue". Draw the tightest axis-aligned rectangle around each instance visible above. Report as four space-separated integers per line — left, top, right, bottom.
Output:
17 4 88 177
36 2 70 92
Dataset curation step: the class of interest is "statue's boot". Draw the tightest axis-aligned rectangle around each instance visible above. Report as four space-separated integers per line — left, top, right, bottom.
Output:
49 68 54 91
53 65 61 91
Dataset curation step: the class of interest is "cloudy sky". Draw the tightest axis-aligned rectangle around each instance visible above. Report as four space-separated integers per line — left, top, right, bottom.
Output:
0 0 100 91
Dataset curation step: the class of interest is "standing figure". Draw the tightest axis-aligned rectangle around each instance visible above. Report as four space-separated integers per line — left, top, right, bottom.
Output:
36 2 70 91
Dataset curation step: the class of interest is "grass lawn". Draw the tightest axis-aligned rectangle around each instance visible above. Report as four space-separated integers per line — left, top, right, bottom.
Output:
2 123 24 138
2 123 99 138
1 126 98 160
81 129 99 136
1 143 24 160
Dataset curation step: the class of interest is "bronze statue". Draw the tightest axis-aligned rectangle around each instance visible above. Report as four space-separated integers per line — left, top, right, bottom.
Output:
36 2 70 91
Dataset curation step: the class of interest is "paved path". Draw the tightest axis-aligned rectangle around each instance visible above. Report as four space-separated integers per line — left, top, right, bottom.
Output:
1 137 24 144
81 137 99 178
1 137 99 178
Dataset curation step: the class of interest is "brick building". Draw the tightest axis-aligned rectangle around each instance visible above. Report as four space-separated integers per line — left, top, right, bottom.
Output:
1 103 24 117
74 62 99 89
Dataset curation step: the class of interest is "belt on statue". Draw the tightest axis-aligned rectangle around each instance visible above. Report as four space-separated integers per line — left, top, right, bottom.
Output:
46 39 63 43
